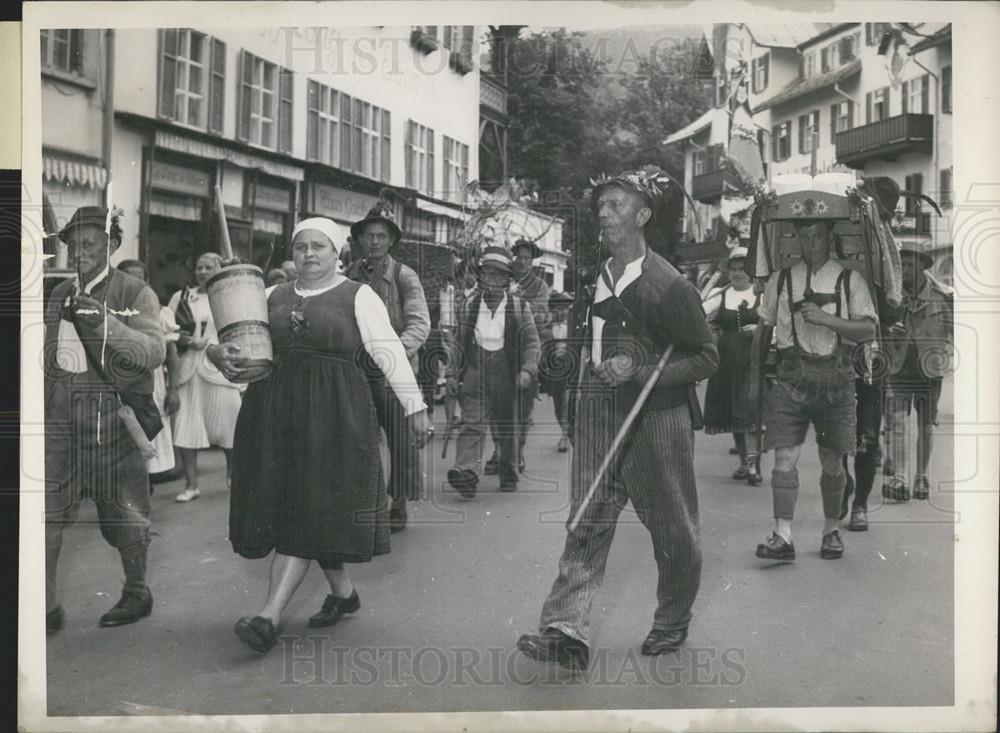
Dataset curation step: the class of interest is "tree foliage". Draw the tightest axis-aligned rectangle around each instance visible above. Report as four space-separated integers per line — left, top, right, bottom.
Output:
502 28 713 289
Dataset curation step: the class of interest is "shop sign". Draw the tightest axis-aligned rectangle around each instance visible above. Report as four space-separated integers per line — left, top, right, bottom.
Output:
152 161 211 197
308 182 381 222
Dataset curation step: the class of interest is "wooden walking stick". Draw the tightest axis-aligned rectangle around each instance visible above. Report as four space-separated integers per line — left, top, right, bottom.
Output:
568 343 675 532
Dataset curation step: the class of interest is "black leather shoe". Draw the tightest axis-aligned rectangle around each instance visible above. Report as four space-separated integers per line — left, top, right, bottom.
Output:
912 475 930 500
499 478 518 492
46 605 65 636
641 627 688 655
755 532 795 561
447 468 478 498
882 477 910 502
99 589 153 627
484 455 499 476
389 502 407 533
234 615 278 653
308 589 360 628
732 465 749 480
821 529 845 559
746 469 763 486
516 628 589 670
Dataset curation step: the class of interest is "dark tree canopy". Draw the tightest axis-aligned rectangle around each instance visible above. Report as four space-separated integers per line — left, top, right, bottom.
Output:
501 28 713 288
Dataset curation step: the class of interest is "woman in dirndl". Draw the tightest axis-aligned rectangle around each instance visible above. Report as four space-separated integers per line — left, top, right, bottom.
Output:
208 217 431 654
703 247 766 485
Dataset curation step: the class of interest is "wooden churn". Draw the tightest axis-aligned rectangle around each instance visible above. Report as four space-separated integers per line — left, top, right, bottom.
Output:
206 184 273 383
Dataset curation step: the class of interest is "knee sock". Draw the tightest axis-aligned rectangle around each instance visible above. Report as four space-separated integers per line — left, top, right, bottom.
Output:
734 432 747 464
119 543 149 596
820 470 848 520
854 452 877 509
744 433 761 469
772 468 799 520
46 545 61 611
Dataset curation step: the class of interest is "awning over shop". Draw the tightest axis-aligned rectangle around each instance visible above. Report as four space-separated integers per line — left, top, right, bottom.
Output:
43 150 107 189
415 197 469 221
755 58 862 112
154 130 305 182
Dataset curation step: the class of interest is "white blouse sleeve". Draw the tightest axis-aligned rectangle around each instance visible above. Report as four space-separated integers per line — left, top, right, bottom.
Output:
354 284 427 416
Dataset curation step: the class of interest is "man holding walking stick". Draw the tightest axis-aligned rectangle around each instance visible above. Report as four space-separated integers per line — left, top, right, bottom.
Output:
516 168 718 670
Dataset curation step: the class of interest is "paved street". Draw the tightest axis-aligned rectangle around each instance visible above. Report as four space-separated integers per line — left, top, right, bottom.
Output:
46 381 954 716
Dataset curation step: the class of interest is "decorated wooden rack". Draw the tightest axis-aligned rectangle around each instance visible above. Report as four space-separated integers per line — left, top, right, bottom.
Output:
745 172 904 310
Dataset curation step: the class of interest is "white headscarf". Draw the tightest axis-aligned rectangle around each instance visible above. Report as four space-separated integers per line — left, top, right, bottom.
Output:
292 217 346 254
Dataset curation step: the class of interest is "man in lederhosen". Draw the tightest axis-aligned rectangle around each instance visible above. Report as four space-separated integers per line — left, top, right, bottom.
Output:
446 247 540 495
45 206 166 633
347 204 430 533
516 168 718 670
750 208 878 562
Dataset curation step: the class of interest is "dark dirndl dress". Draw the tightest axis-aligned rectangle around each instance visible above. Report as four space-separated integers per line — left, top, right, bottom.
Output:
703 288 763 435
229 280 389 563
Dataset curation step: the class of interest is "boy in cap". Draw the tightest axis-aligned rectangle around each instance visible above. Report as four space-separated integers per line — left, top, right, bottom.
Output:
882 241 953 502
45 206 166 633
347 203 431 532
750 208 878 561
446 246 540 495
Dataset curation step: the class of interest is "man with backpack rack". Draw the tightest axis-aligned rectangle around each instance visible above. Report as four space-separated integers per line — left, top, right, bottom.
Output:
749 198 879 562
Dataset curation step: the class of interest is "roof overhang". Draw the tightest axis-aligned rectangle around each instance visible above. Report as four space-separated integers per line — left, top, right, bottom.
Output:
754 58 862 112
662 108 716 146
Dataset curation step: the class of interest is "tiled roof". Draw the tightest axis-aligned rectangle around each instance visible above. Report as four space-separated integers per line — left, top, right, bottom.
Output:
743 23 835 48
754 58 862 112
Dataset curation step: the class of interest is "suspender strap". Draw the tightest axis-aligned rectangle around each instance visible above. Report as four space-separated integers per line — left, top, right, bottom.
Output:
779 268 802 352
782 266 851 354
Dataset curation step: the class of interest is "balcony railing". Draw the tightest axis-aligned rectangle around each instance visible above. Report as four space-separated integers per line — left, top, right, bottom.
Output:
835 113 933 168
691 168 740 203
480 73 507 117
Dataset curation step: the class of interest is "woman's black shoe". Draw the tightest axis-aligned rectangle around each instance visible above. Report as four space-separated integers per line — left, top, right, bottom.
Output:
308 590 360 628
234 616 278 653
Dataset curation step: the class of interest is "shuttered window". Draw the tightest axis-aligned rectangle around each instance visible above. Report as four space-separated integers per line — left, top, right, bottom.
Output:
158 29 224 133
406 121 435 194
236 50 292 152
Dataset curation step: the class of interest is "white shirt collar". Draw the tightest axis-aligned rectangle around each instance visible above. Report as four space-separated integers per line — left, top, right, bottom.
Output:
79 264 111 295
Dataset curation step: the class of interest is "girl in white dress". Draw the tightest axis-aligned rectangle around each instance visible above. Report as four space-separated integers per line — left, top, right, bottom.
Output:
168 253 245 502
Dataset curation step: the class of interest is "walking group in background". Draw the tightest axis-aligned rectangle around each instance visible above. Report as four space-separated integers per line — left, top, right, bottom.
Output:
43 167 952 672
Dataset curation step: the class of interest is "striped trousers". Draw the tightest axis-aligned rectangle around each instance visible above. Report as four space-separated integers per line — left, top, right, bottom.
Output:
539 396 702 645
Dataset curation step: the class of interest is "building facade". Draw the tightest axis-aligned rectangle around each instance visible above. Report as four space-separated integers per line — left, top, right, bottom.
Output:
41 25 486 301
666 22 953 284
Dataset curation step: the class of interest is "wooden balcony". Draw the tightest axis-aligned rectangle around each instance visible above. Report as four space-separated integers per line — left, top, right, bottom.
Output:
480 73 507 118
691 168 740 203
835 113 933 168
